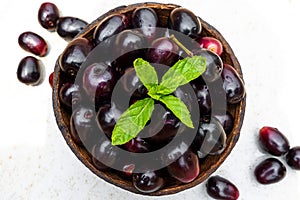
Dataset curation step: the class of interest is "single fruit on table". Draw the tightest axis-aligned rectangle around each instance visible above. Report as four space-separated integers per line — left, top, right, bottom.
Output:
168 8 201 38
38 2 60 31
92 137 118 170
59 37 93 76
57 17 88 41
82 62 117 102
49 72 54 88
70 105 97 145
206 175 239 200
132 7 158 40
93 14 129 46
146 37 179 66
18 31 48 57
193 117 227 158
132 170 165 193
97 102 121 137
259 126 290 156
213 112 234 135
167 149 200 183
17 56 43 86
193 49 223 83
197 36 223 56
59 82 81 108
254 157 286 184
286 146 300 170
124 137 150 153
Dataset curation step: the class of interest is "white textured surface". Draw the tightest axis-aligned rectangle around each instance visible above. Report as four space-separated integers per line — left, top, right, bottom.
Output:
1 0 300 199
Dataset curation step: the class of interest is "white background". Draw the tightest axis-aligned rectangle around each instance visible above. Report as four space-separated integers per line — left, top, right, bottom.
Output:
0 0 300 199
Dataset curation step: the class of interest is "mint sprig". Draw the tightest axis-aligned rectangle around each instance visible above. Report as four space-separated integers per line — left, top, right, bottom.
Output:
111 56 206 145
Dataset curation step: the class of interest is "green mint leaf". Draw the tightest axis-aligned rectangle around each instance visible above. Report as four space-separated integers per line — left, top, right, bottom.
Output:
111 98 154 145
133 58 158 90
158 56 206 95
158 95 194 128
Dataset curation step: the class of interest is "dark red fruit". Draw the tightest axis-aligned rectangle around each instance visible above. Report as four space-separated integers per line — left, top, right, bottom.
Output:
193 84 211 115
167 149 200 183
206 175 239 200
49 72 54 88
146 37 179 66
286 146 300 170
82 62 116 101
17 56 43 86
213 112 234 134
59 38 93 76
57 17 88 41
93 14 128 46
132 170 165 193
222 64 245 104
197 37 223 56
254 158 286 184
168 8 201 38
97 103 121 137
259 126 290 156
91 137 117 170
18 31 48 57
38 2 60 31
59 82 81 108
124 137 150 153
194 49 223 83
70 105 96 145
132 7 158 39
193 118 227 158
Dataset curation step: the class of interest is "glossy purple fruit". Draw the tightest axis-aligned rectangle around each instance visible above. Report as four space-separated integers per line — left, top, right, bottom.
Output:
146 37 179 66
197 36 223 56
59 38 93 76
82 62 116 101
194 49 223 83
168 8 201 38
133 170 165 193
132 7 158 39
17 56 43 86
91 137 117 170
254 158 286 184
57 17 88 41
38 2 60 31
286 146 300 170
59 82 81 108
193 118 227 158
193 84 211 115
167 149 200 183
206 176 239 200
18 31 48 57
214 112 234 134
124 137 150 153
97 102 121 137
93 14 128 46
70 105 96 145
259 126 290 156
222 64 245 104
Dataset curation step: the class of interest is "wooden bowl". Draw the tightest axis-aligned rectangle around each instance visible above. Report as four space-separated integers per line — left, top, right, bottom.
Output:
52 2 246 196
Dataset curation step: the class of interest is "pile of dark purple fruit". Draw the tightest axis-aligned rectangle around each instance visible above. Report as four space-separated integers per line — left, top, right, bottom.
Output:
55 4 245 196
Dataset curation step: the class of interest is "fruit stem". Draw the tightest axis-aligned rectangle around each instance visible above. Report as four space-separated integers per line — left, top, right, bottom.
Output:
170 34 194 57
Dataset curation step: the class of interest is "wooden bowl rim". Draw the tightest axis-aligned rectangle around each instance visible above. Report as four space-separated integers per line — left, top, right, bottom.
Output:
52 2 246 196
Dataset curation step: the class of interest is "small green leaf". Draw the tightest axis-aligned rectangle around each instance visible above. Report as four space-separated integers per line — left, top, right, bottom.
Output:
158 95 194 128
133 58 158 90
111 98 154 145
159 56 206 95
